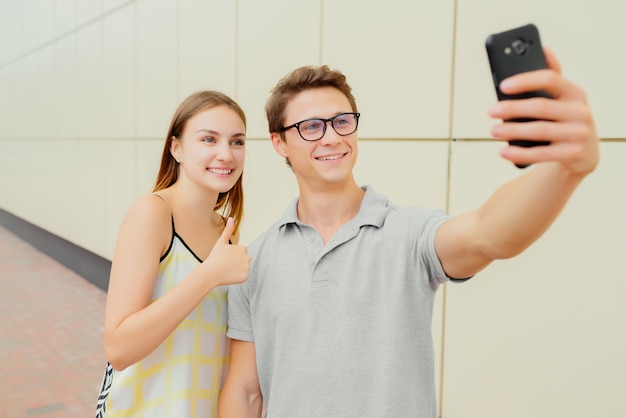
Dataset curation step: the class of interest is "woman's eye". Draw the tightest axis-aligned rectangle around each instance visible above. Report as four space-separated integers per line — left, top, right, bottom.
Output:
231 139 245 146
202 137 215 143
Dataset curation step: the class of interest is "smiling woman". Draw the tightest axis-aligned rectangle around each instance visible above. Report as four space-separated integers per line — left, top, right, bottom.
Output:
94 91 251 418
171 105 247 198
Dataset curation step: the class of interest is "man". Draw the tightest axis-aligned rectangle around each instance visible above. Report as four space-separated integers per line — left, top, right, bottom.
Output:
219 48 599 417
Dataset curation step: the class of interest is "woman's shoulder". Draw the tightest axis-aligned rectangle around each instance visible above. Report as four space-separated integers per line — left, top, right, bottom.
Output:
121 193 173 231
133 192 170 213
112 193 175 262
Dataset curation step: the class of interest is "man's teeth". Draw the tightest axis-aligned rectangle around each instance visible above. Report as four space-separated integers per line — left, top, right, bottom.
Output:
208 168 232 174
317 155 342 161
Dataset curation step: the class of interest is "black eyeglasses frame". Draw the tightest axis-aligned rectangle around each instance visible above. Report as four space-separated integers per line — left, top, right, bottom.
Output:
279 112 361 142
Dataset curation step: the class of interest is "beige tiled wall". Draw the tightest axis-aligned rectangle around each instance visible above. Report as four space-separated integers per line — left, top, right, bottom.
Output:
452 0 626 139
442 141 626 418
0 1 624 417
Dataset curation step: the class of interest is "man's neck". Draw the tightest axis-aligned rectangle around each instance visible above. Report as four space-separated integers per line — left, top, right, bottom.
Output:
296 180 365 244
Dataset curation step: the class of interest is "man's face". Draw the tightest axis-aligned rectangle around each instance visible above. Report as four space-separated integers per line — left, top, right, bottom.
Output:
271 87 358 190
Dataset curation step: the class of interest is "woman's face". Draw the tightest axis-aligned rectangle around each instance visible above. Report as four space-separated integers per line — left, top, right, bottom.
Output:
172 105 246 194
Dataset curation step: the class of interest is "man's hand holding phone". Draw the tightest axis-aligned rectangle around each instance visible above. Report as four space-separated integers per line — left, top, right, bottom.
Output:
486 25 599 175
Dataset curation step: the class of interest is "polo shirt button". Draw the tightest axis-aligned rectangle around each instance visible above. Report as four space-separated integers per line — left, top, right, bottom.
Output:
310 237 315 242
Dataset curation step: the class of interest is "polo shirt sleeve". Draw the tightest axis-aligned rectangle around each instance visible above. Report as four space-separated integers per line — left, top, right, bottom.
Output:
419 209 472 283
423 212 450 283
226 281 254 342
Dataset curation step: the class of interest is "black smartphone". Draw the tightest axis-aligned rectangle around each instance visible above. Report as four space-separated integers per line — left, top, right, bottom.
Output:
486 23 552 168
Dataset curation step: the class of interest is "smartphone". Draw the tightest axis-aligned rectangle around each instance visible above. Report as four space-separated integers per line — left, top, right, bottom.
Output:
485 23 551 168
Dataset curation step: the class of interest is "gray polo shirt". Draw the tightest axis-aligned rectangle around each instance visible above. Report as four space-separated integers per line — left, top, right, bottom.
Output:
227 186 452 417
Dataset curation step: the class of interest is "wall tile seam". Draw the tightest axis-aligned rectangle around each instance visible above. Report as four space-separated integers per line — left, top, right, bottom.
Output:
0 0 138 70
11 135 605 144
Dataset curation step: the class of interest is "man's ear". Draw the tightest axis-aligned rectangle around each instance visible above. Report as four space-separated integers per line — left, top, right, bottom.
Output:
270 132 288 158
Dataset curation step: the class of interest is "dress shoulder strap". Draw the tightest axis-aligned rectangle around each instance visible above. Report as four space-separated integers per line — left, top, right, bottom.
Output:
152 193 175 230
152 193 176 262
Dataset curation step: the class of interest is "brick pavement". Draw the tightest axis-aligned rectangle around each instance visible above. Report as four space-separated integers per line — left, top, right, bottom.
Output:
0 226 107 418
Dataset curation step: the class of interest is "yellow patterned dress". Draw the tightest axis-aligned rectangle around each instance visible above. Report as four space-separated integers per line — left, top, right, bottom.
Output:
95 233 229 418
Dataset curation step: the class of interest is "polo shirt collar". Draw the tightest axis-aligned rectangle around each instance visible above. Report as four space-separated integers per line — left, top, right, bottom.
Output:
278 185 389 231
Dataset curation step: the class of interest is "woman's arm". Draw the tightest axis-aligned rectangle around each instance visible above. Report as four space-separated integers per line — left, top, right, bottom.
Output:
104 196 248 370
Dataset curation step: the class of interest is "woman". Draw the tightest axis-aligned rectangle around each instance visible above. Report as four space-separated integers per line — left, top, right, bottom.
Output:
96 91 250 417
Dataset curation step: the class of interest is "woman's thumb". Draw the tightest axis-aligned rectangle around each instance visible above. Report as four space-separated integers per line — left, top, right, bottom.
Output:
218 217 235 244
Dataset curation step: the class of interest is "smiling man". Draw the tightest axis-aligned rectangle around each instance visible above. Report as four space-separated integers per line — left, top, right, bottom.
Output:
219 56 599 417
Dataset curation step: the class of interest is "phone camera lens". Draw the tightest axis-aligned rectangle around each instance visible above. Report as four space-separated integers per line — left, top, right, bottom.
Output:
511 39 528 56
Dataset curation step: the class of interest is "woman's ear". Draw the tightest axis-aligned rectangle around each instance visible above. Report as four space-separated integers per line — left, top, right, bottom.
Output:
270 132 287 158
170 136 181 163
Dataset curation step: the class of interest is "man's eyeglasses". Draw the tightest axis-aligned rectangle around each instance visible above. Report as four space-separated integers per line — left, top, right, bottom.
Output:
279 112 360 142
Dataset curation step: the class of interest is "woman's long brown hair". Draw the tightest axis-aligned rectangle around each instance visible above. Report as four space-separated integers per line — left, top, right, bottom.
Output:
152 91 246 234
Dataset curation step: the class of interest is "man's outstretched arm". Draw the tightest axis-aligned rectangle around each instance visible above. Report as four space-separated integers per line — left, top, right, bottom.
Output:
436 47 599 279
